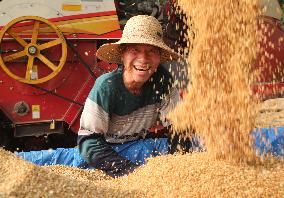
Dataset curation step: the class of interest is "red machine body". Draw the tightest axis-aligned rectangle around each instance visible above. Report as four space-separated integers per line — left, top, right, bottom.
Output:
0 40 107 135
252 15 284 98
0 0 122 149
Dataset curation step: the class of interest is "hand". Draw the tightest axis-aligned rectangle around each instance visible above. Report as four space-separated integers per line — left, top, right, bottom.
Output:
105 161 139 178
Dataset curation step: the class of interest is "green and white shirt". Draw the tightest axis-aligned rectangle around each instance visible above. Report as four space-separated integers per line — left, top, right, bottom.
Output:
78 65 180 143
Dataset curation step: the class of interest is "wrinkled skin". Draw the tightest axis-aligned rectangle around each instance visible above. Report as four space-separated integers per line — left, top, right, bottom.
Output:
121 44 161 95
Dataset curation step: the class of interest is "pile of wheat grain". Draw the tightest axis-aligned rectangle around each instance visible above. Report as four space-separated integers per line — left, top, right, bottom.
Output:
0 148 140 197
1 149 283 197
111 153 284 197
256 98 284 127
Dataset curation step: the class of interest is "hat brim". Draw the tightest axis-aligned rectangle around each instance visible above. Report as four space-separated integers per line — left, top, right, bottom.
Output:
96 38 180 64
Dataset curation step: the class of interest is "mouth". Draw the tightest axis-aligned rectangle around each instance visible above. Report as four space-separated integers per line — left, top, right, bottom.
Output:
133 64 151 71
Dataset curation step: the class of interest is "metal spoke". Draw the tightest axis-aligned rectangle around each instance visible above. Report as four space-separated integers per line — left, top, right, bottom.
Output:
7 29 28 47
31 21 40 44
25 56 35 80
37 54 57 71
3 50 26 62
38 38 62 50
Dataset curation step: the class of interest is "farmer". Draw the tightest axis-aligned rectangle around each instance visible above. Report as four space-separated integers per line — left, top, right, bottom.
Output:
17 15 197 177
78 15 183 177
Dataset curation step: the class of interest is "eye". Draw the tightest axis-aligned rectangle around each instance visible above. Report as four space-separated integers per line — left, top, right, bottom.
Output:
127 46 138 53
149 48 160 55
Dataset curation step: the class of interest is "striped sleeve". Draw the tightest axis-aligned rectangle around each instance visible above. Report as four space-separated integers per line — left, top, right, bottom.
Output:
78 82 111 136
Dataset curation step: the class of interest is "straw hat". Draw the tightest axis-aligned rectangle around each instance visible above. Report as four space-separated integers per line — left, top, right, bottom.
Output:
96 15 179 64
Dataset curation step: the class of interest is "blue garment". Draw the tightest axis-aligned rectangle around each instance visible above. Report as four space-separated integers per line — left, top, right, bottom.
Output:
252 126 284 158
17 126 284 169
17 138 169 168
111 138 169 164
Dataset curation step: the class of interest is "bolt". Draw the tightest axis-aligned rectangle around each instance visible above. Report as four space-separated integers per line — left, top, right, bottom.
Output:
28 46 38 55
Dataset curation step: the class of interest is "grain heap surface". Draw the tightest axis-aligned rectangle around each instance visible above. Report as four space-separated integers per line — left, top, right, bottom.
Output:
2 148 282 197
0 149 141 197
43 165 111 182
113 153 284 197
256 98 284 127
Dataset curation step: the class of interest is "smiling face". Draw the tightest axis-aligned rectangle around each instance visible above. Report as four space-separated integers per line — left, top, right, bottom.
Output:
121 44 161 90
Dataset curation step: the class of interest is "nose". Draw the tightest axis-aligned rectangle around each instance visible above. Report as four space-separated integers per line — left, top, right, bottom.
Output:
136 50 149 63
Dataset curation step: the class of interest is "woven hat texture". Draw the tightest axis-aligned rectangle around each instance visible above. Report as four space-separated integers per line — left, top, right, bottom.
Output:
96 15 179 63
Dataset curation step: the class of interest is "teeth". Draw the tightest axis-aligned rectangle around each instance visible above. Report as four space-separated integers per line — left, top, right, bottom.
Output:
134 64 151 71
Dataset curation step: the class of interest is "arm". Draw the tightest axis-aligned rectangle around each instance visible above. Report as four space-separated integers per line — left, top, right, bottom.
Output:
78 133 137 177
78 79 138 177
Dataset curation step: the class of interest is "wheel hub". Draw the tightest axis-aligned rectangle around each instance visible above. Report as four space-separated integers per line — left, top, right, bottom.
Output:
28 45 38 55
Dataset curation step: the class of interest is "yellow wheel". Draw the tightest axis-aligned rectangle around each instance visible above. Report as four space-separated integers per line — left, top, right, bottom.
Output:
0 16 67 84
